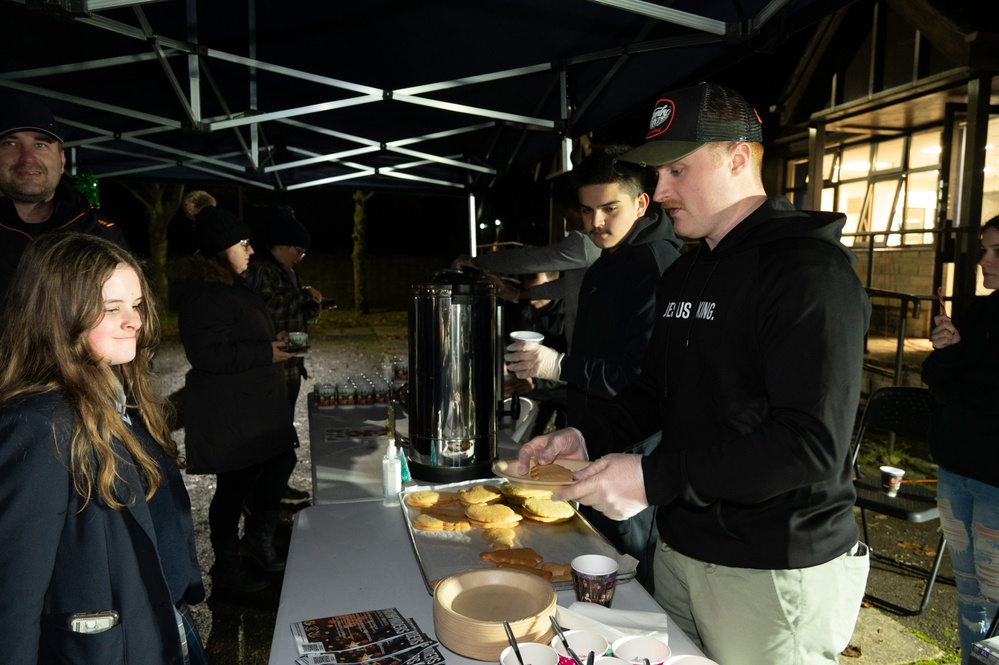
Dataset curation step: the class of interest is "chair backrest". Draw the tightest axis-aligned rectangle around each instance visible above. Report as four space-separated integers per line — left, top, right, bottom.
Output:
851 386 936 464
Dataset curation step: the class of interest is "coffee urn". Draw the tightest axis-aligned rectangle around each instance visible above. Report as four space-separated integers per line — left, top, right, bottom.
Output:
404 269 497 482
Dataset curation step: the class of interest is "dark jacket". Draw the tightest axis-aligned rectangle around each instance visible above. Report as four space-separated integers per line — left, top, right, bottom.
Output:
173 257 297 474
0 178 128 303
921 291 999 487
581 196 871 570
245 251 313 384
561 209 682 425
0 391 202 665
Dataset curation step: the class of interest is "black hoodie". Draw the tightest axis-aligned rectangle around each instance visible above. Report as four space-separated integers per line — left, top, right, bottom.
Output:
561 208 682 425
581 196 871 569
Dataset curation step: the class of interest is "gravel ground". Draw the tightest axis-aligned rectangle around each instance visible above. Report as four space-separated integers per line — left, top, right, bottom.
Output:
151 326 407 665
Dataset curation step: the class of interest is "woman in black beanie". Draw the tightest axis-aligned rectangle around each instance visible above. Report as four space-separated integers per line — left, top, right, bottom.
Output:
172 191 298 594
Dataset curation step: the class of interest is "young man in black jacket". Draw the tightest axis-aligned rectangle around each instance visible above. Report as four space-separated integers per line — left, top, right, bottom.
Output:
0 92 128 303
506 145 682 591
518 83 871 665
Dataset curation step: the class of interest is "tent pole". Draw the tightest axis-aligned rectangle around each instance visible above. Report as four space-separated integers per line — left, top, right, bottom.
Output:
468 192 478 257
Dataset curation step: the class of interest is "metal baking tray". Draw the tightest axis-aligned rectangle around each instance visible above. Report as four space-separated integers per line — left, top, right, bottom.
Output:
399 479 637 594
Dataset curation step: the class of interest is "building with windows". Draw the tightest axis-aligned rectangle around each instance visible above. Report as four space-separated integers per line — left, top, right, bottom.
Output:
764 0 998 386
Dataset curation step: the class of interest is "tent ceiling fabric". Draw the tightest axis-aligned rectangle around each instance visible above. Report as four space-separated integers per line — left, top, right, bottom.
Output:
1 0 850 193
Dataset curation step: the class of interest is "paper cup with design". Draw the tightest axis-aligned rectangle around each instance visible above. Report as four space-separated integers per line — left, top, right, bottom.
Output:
500 643 559 665
611 635 671 665
880 466 905 497
551 629 610 665
286 331 308 351
571 554 618 607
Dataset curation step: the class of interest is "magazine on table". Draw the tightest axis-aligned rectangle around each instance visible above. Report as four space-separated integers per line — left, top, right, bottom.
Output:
295 644 445 665
290 607 441 664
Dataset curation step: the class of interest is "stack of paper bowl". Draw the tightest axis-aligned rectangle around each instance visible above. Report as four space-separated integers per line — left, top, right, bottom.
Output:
433 568 557 660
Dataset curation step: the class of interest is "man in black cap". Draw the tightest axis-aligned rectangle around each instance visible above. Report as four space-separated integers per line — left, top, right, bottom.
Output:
517 83 871 664
0 92 128 302
246 206 327 507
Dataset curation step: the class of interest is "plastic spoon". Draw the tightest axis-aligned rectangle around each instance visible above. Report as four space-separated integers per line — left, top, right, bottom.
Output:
504 621 525 665
549 616 585 665
587 651 595 665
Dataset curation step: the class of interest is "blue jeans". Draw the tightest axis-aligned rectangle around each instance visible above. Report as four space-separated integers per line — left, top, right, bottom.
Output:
936 466 999 664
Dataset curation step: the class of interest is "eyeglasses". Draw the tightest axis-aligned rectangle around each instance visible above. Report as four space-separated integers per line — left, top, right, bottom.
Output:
239 239 251 251
293 247 307 258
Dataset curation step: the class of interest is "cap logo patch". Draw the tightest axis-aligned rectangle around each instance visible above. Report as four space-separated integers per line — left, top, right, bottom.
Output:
646 98 675 139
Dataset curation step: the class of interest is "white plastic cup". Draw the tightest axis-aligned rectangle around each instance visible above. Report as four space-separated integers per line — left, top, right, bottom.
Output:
880 466 905 497
611 635 671 665
510 330 544 345
550 630 610 665
500 642 560 665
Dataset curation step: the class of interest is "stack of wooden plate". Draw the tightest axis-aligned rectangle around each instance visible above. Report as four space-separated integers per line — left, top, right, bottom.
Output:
433 568 557 660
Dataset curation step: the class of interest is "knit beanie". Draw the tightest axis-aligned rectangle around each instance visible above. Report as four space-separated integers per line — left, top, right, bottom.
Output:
183 190 251 256
267 206 311 250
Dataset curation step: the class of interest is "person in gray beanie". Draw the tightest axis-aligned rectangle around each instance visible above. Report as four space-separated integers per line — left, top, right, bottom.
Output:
171 191 299 594
245 205 329 508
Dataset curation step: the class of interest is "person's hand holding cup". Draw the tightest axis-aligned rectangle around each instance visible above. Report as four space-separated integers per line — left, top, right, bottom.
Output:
286 331 308 352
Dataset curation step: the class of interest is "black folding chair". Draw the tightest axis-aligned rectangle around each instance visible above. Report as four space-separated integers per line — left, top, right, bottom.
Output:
851 386 954 616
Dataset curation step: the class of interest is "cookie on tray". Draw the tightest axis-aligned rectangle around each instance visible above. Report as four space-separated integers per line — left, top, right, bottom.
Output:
405 490 460 509
483 527 517 550
458 484 504 506
541 561 572 583
521 497 575 524
412 513 471 532
480 547 543 567
499 481 552 505
420 502 469 522
465 502 522 529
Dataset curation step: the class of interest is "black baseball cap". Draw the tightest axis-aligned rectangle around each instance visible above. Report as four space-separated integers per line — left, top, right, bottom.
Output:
618 83 763 167
0 92 64 142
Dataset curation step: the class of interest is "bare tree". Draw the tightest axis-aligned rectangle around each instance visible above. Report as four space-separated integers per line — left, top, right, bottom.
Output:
121 182 185 306
352 190 374 313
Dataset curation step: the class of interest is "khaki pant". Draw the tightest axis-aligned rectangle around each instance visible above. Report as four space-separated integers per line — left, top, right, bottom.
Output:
652 540 869 665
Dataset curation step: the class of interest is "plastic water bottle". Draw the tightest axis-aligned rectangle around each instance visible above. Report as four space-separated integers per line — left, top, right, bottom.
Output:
382 438 402 505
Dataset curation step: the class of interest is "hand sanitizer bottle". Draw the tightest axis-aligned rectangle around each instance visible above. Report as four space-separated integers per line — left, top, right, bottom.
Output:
383 438 402 505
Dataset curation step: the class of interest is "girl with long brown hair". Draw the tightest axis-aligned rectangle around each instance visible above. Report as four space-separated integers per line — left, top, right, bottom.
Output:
0 232 204 664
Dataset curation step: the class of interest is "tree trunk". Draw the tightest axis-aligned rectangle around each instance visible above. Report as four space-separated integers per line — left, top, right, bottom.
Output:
121 182 185 307
352 191 374 314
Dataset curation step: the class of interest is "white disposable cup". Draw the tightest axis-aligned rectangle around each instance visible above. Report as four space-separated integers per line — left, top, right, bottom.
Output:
500 643 560 665
594 658 631 665
880 465 905 497
611 635 671 665
510 330 544 345
550 629 610 665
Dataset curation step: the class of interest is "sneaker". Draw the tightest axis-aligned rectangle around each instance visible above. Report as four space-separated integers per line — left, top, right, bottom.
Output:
280 486 310 507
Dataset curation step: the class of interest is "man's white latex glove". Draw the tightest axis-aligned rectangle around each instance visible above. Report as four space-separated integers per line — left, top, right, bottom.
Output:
452 254 476 269
505 341 563 380
484 273 521 302
554 453 649 520
517 427 589 475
